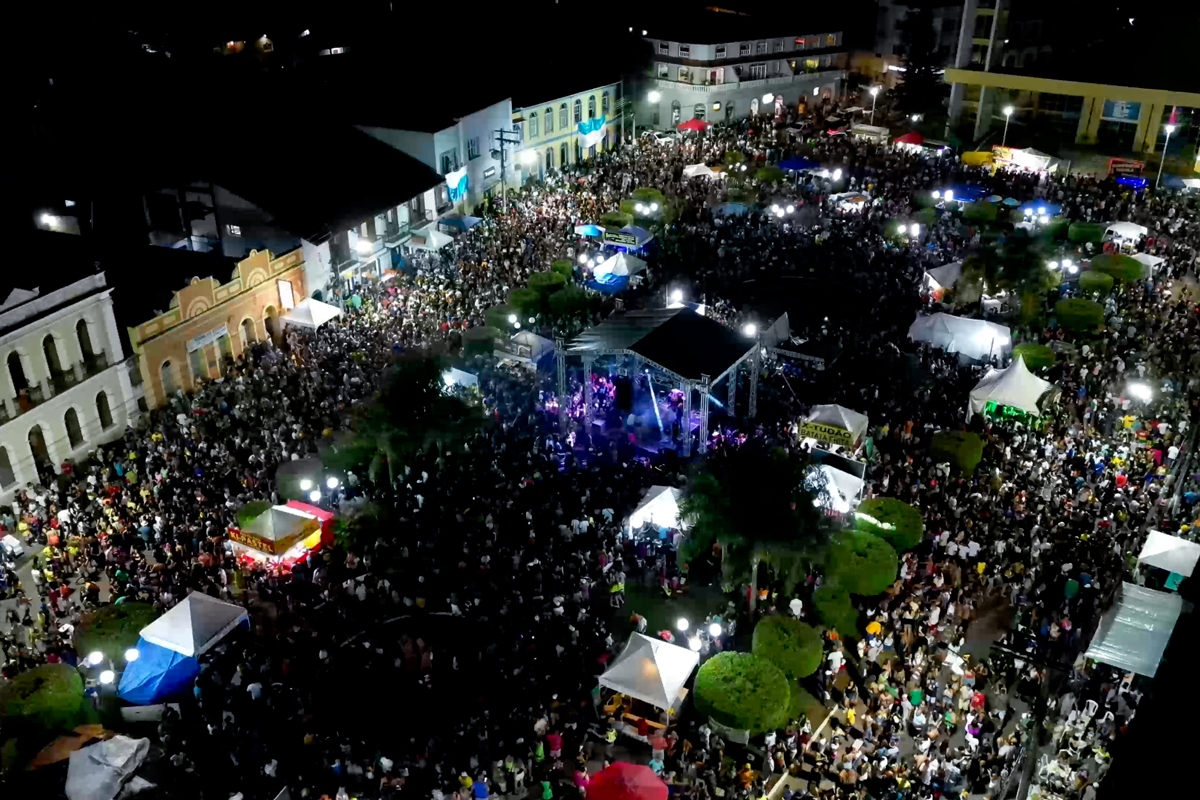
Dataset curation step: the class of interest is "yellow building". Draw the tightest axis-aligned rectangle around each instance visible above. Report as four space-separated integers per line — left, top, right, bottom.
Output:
513 82 623 182
129 248 306 408
945 69 1200 153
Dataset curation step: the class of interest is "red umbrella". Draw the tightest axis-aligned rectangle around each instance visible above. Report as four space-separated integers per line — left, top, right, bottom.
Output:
590 763 667 800
677 119 709 132
895 132 925 145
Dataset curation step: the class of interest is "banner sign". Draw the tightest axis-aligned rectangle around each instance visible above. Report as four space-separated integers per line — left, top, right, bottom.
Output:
603 231 638 246
1108 158 1144 178
578 115 608 149
228 525 312 555
1101 101 1141 122
186 324 228 353
445 167 469 202
799 421 854 447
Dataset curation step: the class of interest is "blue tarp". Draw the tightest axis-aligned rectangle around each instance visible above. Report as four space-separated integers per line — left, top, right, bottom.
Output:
118 637 200 705
441 215 482 232
779 157 819 171
941 185 988 202
715 203 750 216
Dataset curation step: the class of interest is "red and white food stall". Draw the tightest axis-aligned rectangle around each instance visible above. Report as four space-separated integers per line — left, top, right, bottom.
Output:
228 501 335 573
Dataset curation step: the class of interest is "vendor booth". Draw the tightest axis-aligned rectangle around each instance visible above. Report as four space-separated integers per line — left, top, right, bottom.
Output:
627 485 686 535
1131 253 1164 275
1085 582 1182 677
1104 221 1147 246
908 313 1011 362
118 593 249 704
800 404 868 450
924 261 963 297
682 163 720 180
807 463 865 514
228 502 335 571
282 298 343 330
852 124 889 143
599 633 700 723
966 355 1055 421
494 330 554 368
595 252 647 280
408 227 454 251
828 192 870 213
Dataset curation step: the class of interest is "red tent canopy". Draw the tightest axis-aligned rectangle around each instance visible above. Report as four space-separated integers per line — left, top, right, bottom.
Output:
895 132 925 145
677 119 709 132
590 764 667 800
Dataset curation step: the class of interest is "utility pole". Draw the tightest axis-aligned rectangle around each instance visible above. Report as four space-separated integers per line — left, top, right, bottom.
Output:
493 128 522 212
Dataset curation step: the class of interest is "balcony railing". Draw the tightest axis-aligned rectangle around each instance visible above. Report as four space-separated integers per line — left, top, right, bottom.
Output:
652 69 846 95
384 221 412 246
83 353 110 378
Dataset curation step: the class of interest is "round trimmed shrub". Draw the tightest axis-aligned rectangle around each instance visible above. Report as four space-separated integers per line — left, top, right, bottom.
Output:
827 529 898 597
1091 253 1142 282
963 202 998 223
527 272 566 299
0 664 88 753
75 602 160 666
1067 222 1106 244
812 584 860 637
855 498 924 552
507 288 542 317
693 652 791 734
548 285 591 318
1055 297 1104 332
1012 343 1056 370
551 260 574 281
756 166 785 184
1078 271 1114 295
931 430 985 474
752 616 823 679
602 211 634 230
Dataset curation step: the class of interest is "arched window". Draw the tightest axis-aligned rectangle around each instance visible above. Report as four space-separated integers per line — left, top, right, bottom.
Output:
96 390 113 430
264 305 279 342
7 352 28 393
545 106 554 133
546 147 554 169
750 98 759 115
0 446 14 488
43 335 63 377
161 360 180 398
65 407 84 449
76 319 96 359
560 141 569 167
694 103 706 121
602 91 610 115
726 101 735 121
241 316 257 347
528 111 539 137
671 100 681 125
559 103 567 130
587 95 596 119
28 425 49 469
573 99 582 124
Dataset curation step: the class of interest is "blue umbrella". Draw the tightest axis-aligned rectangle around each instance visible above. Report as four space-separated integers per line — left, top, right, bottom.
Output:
1002 197 1020 206
986 195 1003 202
715 202 750 216
779 157 819 171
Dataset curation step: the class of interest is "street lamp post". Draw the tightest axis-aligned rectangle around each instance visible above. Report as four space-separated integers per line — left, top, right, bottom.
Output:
1156 124 1176 190
1002 105 1014 146
869 86 880 125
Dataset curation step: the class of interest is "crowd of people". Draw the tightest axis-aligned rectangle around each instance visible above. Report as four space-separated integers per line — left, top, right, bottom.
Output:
2 107 1199 800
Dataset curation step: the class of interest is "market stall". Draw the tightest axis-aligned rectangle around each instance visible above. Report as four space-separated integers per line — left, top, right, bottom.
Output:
966 355 1055 421
807 463 865 514
908 313 1012 362
626 485 686 535
1104 221 1147 250
1137 530 1200 578
800 404 869 450
282 298 343 330
228 503 335 572
1131 253 1164 275
599 633 700 724
682 163 721 180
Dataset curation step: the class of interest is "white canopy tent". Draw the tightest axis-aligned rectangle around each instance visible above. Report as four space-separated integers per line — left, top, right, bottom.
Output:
1085 582 1182 677
805 404 869 445
629 485 686 531
598 633 700 711
924 261 963 291
1138 530 1200 577
138 592 249 658
1105 221 1147 241
683 163 720 180
808 464 865 514
967 355 1055 421
595 252 647 278
409 228 454 250
908 313 1012 361
282 298 343 330
1131 252 1164 274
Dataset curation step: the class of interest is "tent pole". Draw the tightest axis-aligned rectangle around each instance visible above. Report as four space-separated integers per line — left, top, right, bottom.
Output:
555 337 567 434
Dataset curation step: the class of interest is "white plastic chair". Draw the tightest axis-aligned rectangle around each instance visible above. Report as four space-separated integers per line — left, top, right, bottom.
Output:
1082 699 1098 720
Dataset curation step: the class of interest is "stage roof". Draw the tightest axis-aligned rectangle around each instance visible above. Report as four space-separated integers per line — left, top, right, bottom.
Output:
568 308 756 382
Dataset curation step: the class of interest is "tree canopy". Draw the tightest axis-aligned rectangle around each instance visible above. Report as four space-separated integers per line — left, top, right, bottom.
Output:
931 430 985 473
812 584 860 637
693 652 791 734
752 616 823 679
826 529 899 597
1012 343 1056 370
75 602 160 666
1055 298 1105 332
895 6 948 121
854 498 924 552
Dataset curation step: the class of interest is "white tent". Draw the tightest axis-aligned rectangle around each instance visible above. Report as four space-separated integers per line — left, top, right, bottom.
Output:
805 404 869 445
66 736 151 800
1105 221 1147 241
595 252 647 278
1131 253 1164 274
908 313 1012 361
410 228 454 250
442 367 479 388
496 330 555 365
967 355 1054 421
629 485 686 531
598 633 700 710
925 261 963 291
808 464 864 514
282 298 343 330
1138 530 1200 577
683 163 720 180
138 592 249 658
1085 582 1182 677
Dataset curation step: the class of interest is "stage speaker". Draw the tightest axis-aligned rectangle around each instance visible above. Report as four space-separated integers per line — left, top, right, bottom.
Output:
614 376 633 411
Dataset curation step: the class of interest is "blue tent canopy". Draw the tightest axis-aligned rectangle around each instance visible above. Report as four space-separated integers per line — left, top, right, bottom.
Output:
441 214 482 232
618 225 655 247
940 185 988 202
574 224 605 237
779 157 819 171
715 202 750 216
585 274 630 295
118 637 201 705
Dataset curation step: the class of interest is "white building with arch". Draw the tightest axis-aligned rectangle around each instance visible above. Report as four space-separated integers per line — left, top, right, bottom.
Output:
1 272 141 500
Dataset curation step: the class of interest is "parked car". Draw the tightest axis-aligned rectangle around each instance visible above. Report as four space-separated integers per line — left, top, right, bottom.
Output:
643 131 679 145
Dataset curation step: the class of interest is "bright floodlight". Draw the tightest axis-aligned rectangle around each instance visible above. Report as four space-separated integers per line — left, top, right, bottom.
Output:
356 239 373 254
1165 124 1176 134
507 314 517 324
1128 383 1152 402
99 670 115 685
1038 207 1046 215
911 114 919 122
671 289 683 302
910 224 920 236
650 202 659 212
529 317 536 324
635 203 645 213
762 93 774 104
771 204 781 214
648 90 661 103
709 622 722 637
944 190 953 201
1039 214 1049 224
742 323 757 337
1049 261 1059 269
578 253 588 264
326 476 340 489
87 651 105 666
1068 264 1079 274
832 169 842 181
299 479 312 491
514 321 521 329
932 190 940 199
786 205 795 214
1063 259 1072 269
1003 105 1014 117
41 213 57 226
677 617 689 631
125 648 140 662
688 636 702 652
869 86 880 97
309 490 322 502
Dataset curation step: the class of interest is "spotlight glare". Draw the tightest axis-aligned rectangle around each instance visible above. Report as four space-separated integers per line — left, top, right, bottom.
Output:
671 289 683 302
709 622 722 637
688 636 701 651
309 490 322 502
125 648 140 662
87 651 105 666
326 477 339 489
299 479 312 491
99 670 115 685
742 323 757 337
677 617 689 631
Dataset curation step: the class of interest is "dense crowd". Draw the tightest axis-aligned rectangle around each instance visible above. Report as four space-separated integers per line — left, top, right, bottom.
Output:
2 109 1199 800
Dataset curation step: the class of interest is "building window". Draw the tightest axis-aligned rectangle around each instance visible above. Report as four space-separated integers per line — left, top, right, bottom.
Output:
756 41 767 54
679 44 690 57
601 91 610 115
805 58 819 73
825 33 837 47
652 106 660 126
775 39 784 52
739 42 750 56
560 141 569 166
678 67 690 82
468 137 481 160
96 391 113 430
435 183 450 209
545 107 554 132
749 63 766 79
227 224 242 236
588 95 596 119
65 407 84 449
440 148 458 173
560 103 568 129
529 111 539 137
546 147 554 169
658 42 668 54
0 446 14 488
658 64 669 78
693 103 705 121
715 45 726 58
573 99 582 124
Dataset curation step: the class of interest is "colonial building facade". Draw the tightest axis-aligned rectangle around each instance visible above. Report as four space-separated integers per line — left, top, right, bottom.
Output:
513 82 623 181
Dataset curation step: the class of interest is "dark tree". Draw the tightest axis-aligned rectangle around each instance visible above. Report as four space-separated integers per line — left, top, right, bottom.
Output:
895 5 947 121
